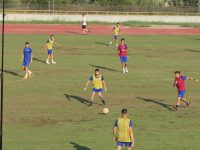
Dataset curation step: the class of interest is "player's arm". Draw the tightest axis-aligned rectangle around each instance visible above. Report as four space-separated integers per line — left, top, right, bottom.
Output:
113 126 117 141
21 54 24 61
84 80 90 91
30 52 33 63
103 80 107 92
186 77 199 81
129 127 135 147
173 78 177 87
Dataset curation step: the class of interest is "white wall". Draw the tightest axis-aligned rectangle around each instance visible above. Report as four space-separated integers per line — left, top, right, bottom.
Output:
1 14 200 23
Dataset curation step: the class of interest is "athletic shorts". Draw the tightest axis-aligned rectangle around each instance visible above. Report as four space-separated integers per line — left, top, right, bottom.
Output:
22 58 31 67
48 50 53 55
117 141 132 148
93 88 103 93
120 56 128 63
114 35 119 40
82 25 87 29
178 90 186 98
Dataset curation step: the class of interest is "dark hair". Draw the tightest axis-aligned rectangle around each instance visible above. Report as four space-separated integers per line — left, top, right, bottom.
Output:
175 71 181 74
82 14 85 15
117 22 119 24
47 39 50 43
121 38 125 42
121 109 128 114
95 69 99 72
50 34 54 37
25 42 29 45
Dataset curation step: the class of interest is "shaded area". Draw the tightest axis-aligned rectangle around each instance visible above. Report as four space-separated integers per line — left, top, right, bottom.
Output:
90 64 120 72
136 97 174 111
3 70 23 77
65 31 81 35
184 49 200 53
70 142 92 150
33 57 46 64
94 42 109 46
64 94 90 106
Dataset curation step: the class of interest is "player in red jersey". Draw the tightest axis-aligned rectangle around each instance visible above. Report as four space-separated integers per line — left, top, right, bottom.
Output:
173 71 198 110
118 38 128 74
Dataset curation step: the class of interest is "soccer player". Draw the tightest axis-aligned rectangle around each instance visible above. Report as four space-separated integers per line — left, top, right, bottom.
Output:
82 14 88 35
84 69 107 106
173 71 198 110
110 23 120 47
21 42 33 79
118 38 128 74
113 109 134 150
45 34 56 64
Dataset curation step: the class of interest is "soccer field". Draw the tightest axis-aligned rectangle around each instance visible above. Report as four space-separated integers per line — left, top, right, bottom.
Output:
2 34 200 150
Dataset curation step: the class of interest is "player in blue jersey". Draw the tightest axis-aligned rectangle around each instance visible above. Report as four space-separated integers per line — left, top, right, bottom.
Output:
21 42 33 79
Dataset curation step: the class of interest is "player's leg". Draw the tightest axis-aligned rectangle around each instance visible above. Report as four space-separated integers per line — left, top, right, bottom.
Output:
174 97 181 110
125 62 128 73
90 91 96 106
116 146 122 150
110 36 115 46
46 53 50 64
122 62 125 74
115 38 119 47
51 54 56 64
181 97 190 106
23 66 28 79
97 91 105 105
116 142 123 150
126 142 132 150
27 69 32 77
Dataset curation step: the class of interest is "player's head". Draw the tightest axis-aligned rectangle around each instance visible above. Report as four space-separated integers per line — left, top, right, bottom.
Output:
94 69 100 76
25 42 30 47
175 71 181 78
116 22 119 27
50 34 54 40
47 39 50 43
121 38 125 44
121 109 128 117
82 14 85 16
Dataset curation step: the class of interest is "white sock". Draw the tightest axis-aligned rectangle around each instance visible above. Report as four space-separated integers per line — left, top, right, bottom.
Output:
25 72 28 77
46 59 49 62
125 67 128 72
123 68 125 73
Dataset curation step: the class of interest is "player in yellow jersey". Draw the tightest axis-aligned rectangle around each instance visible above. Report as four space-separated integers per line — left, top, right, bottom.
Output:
110 23 120 47
45 34 56 64
113 109 134 150
84 69 107 106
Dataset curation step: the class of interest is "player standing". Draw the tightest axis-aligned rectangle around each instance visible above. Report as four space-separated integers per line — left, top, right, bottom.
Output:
113 109 134 150
21 42 33 79
84 69 107 106
110 23 120 47
118 38 128 74
82 14 88 35
46 34 56 64
173 71 198 110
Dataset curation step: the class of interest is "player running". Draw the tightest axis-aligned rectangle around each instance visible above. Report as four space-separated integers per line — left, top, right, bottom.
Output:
84 69 107 106
82 14 88 35
21 42 33 79
45 34 56 64
110 23 120 47
113 109 134 150
173 71 198 110
118 38 128 74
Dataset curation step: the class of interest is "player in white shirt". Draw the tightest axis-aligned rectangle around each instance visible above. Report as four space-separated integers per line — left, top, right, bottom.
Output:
82 14 88 35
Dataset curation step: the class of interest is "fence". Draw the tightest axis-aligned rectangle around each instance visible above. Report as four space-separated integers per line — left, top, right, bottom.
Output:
1 9 200 16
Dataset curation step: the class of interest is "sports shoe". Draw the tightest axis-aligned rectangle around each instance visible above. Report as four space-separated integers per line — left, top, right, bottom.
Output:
28 71 33 77
186 102 191 107
52 61 56 64
89 101 93 106
173 105 178 111
24 76 28 80
46 61 50 64
109 42 112 46
125 68 128 73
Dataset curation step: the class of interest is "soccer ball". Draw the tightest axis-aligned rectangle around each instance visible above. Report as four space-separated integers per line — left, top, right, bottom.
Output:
103 108 109 114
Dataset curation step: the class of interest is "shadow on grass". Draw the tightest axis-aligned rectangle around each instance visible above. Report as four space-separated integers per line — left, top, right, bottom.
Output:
3 70 23 77
184 49 200 53
94 42 109 46
90 64 120 72
33 58 46 64
64 94 90 106
136 97 174 111
70 142 92 150
65 31 81 35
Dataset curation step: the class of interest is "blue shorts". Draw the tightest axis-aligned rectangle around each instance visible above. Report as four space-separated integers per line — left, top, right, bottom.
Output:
22 59 30 67
93 88 103 93
120 56 128 63
117 142 132 148
48 50 53 55
114 35 119 40
178 90 186 98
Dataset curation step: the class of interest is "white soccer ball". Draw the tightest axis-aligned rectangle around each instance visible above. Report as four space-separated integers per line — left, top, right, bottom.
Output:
103 108 109 114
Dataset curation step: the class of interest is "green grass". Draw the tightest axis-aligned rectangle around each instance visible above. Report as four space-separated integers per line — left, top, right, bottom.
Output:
4 20 200 27
2 34 200 150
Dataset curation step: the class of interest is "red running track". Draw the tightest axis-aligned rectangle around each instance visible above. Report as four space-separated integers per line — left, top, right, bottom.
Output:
1 24 200 35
